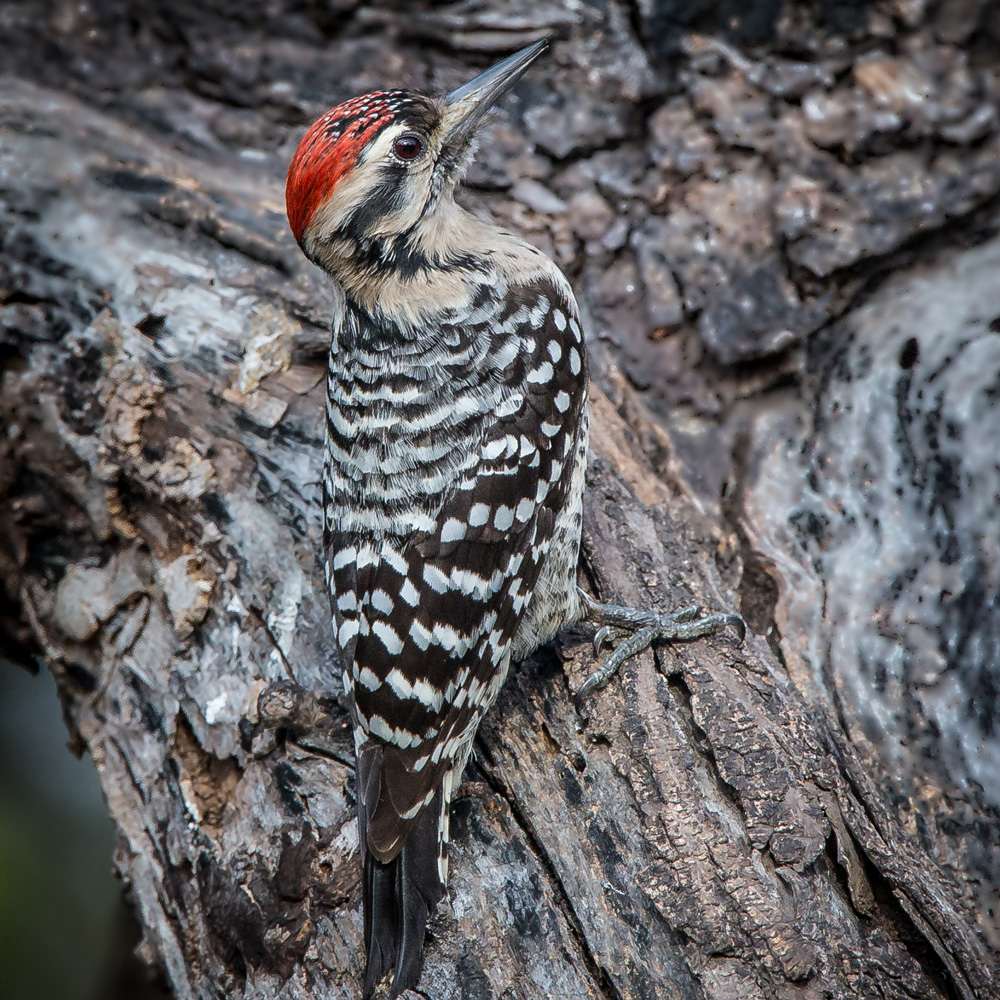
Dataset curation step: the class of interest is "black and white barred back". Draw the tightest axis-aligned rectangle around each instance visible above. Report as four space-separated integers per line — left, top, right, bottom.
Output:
322 258 589 990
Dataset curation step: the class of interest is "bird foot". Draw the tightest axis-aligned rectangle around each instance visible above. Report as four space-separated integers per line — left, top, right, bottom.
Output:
576 589 745 703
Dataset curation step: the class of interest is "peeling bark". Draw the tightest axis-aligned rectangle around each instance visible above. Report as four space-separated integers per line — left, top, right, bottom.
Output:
1 3 998 999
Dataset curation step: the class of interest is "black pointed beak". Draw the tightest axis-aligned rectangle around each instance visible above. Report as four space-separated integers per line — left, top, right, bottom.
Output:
442 40 548 145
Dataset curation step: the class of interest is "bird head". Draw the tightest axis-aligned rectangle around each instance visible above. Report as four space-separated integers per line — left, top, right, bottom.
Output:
285 40 547 283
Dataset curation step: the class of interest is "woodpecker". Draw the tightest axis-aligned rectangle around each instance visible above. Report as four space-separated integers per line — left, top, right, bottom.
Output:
285 40 741 998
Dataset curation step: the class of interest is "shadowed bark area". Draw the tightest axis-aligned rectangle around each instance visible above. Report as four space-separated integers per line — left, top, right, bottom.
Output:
1 2 998 998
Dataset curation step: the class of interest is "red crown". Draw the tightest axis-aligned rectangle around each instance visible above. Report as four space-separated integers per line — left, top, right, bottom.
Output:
285 91 418 244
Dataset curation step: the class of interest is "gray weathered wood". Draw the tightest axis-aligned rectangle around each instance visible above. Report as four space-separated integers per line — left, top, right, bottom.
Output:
2 3 998 997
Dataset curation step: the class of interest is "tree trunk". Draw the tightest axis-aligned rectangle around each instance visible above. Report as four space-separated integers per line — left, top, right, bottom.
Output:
1 3 998 998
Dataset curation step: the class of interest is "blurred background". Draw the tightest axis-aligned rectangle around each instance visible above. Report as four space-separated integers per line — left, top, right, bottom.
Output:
0 660 167 1000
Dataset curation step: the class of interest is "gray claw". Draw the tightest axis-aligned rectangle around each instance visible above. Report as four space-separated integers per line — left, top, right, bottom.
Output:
577 674 598 704
593 625 612 655
725 614 747 642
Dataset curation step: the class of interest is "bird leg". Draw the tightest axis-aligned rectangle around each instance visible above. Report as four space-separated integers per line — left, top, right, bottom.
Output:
576 589 745 702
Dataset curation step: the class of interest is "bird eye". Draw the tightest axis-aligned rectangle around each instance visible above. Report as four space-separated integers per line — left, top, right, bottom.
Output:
393 133 424 161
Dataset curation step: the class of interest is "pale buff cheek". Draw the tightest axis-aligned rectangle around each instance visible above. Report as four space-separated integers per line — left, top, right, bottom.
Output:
304 170 431 279
306 167 372 249
308 236 355 282
410 201 468 263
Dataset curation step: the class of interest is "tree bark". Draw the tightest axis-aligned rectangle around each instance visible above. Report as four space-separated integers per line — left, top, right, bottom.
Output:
1 3 998 998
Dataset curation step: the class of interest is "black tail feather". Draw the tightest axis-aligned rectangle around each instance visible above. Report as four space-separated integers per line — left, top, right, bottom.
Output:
362 791 446 999
362 851 400 998
394 794 444 993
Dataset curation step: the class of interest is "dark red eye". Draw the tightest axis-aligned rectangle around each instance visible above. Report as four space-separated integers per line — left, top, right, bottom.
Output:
394 134 424 160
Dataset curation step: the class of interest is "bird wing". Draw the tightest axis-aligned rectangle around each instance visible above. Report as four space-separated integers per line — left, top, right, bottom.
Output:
327 290 587 862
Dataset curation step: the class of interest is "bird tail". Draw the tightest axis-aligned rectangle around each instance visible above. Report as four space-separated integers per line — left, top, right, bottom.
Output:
362 787 447 999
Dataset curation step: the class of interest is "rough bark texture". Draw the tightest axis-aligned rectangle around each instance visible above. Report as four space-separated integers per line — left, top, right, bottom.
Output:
1 2 998 998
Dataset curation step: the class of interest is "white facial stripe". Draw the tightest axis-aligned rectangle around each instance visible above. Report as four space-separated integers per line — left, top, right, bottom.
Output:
306 122 436 251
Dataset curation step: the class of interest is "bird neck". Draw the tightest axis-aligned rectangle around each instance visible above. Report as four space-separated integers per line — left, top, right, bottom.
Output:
321 197 556 332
